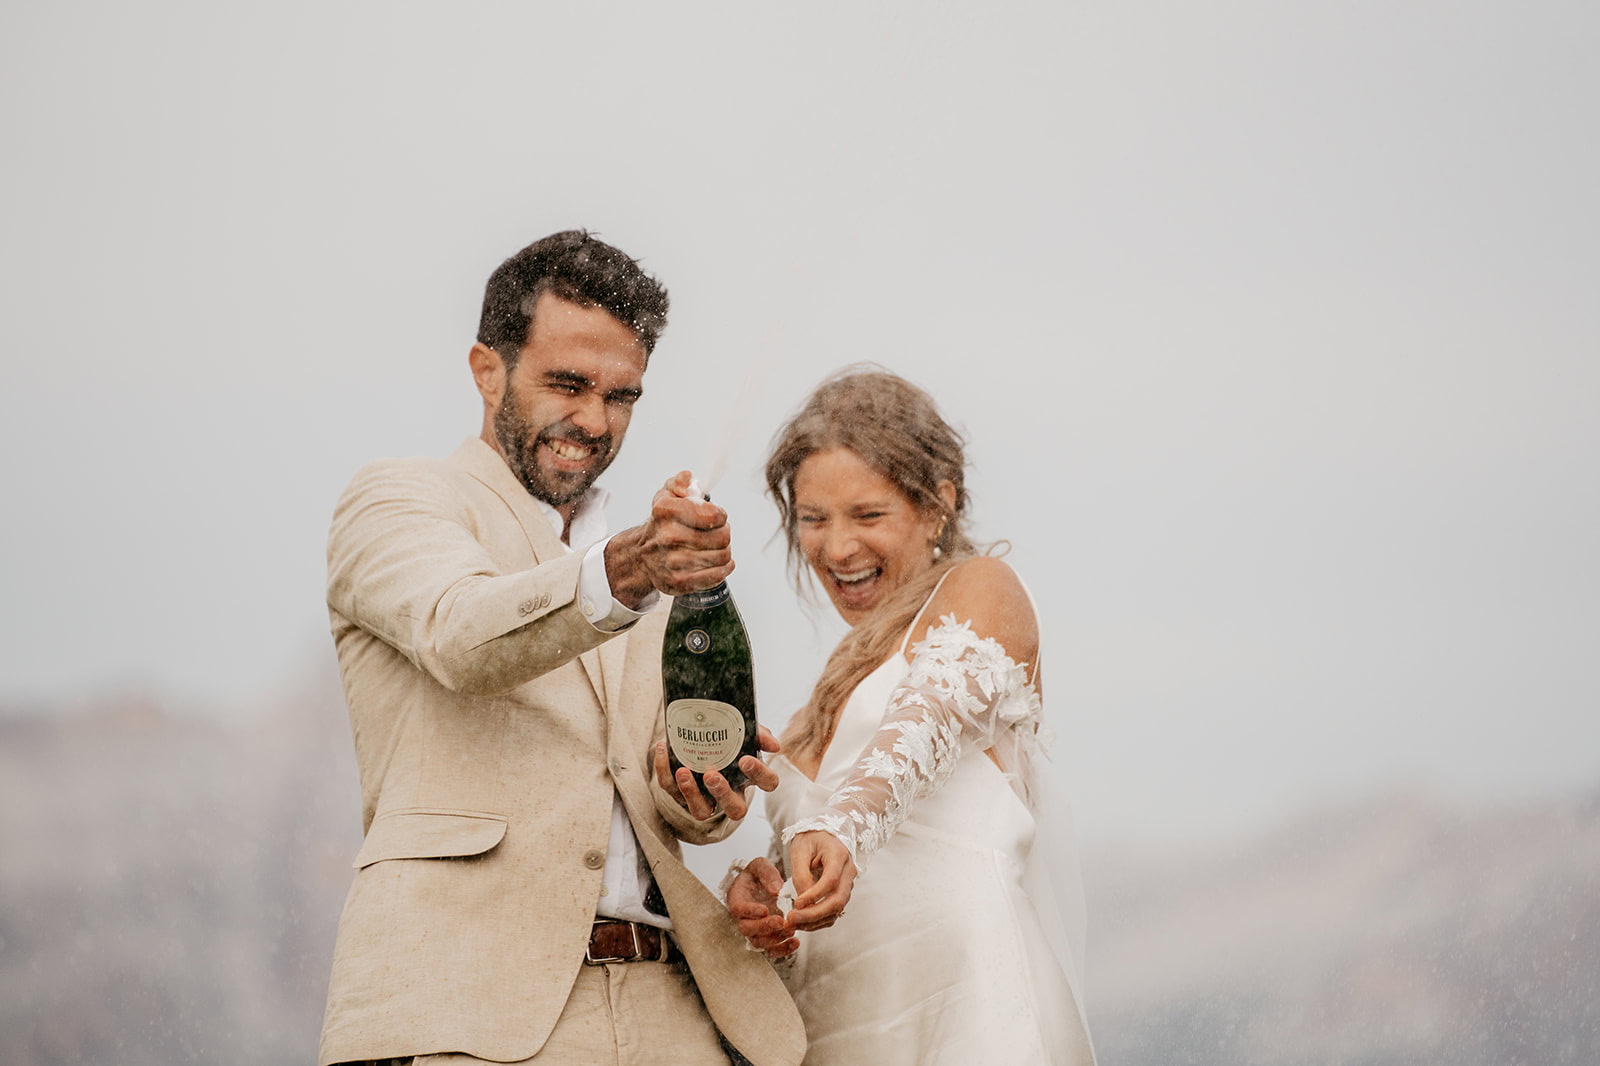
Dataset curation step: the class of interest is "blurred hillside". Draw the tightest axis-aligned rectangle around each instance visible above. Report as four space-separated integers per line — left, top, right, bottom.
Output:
1 689 1595 1065
0 678 360 1066
1088 789 1600 1065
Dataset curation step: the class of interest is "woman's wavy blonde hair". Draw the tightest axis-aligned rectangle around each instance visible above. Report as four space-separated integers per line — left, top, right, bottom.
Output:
765 367 976 760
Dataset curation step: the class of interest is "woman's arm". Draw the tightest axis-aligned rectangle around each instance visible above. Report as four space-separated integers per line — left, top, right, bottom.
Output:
784 557 1043 923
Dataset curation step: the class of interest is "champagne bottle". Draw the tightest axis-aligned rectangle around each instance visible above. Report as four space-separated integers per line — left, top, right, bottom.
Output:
660 484 761 794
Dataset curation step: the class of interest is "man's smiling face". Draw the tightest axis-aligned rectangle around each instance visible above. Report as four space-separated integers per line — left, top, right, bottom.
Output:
490 291 647 513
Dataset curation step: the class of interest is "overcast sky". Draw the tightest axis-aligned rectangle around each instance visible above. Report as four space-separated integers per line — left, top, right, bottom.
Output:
2 1 1595 844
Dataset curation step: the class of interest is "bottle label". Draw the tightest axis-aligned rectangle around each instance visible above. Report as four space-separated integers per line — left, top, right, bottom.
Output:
665 698 746 772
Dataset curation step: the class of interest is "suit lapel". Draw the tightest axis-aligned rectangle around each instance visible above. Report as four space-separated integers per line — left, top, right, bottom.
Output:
599 630 628 723
451 437 609 703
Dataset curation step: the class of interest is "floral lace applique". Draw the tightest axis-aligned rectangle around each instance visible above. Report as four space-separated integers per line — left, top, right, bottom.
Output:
781 615 1046 870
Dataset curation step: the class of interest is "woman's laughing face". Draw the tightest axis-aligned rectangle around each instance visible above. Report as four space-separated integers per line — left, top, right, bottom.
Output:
793 447 945 625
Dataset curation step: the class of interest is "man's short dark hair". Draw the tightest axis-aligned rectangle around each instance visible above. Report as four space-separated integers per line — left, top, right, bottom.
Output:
477 230 670 364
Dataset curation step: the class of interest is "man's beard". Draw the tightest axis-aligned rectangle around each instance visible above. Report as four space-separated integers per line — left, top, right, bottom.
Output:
493 384 616 508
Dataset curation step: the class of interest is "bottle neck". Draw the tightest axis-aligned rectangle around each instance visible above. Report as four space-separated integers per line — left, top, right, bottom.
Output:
674 581 730 610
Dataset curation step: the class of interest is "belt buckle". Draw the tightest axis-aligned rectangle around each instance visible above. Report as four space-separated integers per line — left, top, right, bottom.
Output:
585 921 641 965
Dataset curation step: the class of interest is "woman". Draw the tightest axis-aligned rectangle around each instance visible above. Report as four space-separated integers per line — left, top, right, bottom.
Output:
725 369 1096 1065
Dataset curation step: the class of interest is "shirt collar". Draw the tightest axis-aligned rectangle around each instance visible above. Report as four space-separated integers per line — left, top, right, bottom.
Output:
529 484 612 555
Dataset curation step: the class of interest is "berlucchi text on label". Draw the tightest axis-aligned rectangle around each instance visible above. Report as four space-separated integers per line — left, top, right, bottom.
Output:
664 698 746 772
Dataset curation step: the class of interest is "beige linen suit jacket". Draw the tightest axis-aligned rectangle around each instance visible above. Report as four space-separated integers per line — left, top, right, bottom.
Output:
318 438 804 1066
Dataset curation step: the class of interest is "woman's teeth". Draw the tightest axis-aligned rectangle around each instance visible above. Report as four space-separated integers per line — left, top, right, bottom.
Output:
832 567 878 585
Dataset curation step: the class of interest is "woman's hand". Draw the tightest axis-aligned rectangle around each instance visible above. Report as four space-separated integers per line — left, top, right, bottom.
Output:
726 857 798 959
785 830 857 931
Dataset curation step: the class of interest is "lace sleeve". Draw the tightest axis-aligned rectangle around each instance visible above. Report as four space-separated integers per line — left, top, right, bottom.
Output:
781 614 1046 870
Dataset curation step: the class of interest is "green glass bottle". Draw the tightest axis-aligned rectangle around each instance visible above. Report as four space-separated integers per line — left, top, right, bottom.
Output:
660 580 761 794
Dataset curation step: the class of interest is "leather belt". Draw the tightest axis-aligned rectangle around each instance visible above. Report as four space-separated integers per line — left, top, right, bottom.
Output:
585 919 680 965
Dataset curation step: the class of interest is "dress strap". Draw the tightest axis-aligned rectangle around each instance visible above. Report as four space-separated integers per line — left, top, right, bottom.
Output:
1019 579 1043 686
899 567 959 656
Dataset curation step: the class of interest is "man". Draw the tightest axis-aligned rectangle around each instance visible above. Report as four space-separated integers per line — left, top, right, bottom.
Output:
318 231 805 1066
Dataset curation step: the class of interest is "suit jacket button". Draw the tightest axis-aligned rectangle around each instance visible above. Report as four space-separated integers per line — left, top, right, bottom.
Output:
538 594 551 608
518 599 535 616
583 849 605 870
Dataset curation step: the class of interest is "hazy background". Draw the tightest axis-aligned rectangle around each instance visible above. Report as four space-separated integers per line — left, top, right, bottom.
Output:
2 2 1596 1063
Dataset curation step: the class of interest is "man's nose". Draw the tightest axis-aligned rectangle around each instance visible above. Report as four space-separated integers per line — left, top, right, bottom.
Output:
570 392 609 437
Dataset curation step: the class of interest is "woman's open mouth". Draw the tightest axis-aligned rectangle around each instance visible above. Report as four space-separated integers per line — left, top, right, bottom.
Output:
829 565 883 609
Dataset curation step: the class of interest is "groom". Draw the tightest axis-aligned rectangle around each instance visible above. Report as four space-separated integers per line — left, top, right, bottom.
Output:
318 230 804 1065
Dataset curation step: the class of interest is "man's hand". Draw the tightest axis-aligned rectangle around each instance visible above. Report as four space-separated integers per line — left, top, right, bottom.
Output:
784 830 856 932
654 726 781 821
727 857 798 959
606 471 733 608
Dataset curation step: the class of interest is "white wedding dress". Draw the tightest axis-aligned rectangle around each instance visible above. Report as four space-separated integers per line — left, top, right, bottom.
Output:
763 574 1096 1065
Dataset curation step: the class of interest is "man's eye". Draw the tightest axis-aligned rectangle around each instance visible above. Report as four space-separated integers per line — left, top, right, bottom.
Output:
551 382 583 394
606 393 640 408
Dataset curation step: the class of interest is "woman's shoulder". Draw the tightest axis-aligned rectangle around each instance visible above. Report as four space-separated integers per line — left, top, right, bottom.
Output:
943 553 1024 588
937 556 1031 614
913 556 1038 661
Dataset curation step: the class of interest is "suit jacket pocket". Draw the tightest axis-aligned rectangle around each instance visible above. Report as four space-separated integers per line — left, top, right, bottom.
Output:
353 807 508 868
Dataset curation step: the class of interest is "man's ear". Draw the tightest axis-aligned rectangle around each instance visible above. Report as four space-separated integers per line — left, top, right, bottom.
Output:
469 343 506 407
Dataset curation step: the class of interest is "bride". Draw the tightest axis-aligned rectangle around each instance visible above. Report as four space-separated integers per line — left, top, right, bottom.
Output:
724 369 1097 1065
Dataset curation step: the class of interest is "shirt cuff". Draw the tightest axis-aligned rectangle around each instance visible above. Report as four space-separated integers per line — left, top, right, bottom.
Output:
579 536 659 631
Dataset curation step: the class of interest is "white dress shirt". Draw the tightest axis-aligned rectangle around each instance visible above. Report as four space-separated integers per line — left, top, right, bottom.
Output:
528 486 672 930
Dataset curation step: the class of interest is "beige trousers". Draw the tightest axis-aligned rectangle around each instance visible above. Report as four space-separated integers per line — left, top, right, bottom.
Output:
403 961 731 1065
